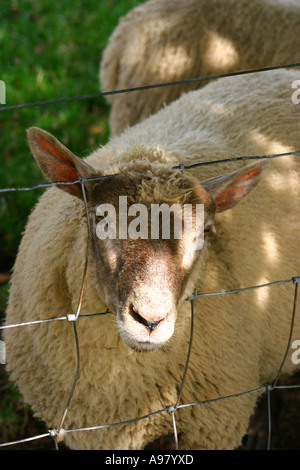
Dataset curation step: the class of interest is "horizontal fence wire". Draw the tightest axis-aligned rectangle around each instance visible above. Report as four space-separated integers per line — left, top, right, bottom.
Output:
0 150 300 195
0 61 300 113
0 61 300 450
0 278 297 331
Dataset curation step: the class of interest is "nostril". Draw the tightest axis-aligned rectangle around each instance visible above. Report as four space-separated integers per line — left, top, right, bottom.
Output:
129 305 163 333
145 318 162 333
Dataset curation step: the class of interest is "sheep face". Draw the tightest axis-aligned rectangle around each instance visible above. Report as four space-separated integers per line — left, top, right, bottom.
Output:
88 172 215 352
27 127 267 352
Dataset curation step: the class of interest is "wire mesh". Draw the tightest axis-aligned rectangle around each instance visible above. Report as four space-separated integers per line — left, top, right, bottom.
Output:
0 62 300 450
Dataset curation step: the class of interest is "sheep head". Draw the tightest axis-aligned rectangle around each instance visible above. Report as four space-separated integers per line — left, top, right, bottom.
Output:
27 127 266 352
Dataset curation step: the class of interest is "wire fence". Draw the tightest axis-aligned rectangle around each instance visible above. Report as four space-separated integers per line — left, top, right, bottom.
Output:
0 62 300 450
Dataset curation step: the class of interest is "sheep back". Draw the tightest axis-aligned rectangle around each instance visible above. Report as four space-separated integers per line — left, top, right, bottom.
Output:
100 0 300 136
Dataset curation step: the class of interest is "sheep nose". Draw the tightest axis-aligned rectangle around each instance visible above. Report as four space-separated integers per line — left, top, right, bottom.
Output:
129 305 164 332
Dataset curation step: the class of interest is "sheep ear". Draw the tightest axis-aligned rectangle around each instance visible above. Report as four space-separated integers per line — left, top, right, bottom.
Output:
200 161 268 213
27 127 98 200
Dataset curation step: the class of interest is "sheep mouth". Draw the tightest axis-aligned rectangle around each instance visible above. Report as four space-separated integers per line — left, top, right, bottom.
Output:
117 318 174 352
117 326 165 352
132 340 162 353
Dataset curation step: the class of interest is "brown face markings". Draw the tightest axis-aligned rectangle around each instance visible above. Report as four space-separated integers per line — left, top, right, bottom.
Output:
26 129 266 351
89 170 216 351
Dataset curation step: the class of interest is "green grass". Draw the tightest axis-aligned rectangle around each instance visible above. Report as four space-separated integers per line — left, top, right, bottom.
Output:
0 0 142 448
0 0 142 271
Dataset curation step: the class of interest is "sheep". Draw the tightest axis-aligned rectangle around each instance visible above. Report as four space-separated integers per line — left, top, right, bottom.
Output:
4 68 300 450
100 0 300 137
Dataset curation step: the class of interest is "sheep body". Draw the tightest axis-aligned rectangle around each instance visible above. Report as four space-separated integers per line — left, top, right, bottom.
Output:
100 0 300 136
4 69 300 450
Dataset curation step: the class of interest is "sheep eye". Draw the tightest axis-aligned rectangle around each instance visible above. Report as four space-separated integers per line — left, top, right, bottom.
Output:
204 227 211 239
95 214 109 233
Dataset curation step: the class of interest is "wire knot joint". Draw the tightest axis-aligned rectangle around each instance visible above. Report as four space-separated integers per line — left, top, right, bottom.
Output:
166 405 176 414
67 313 77 322
49 428 66 443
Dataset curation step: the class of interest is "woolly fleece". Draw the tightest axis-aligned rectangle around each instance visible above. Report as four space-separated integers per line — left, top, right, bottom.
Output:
100 0 300 136
4 69 300 450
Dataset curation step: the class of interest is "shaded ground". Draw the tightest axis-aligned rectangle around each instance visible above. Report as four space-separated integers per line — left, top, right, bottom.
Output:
271 373 300 450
